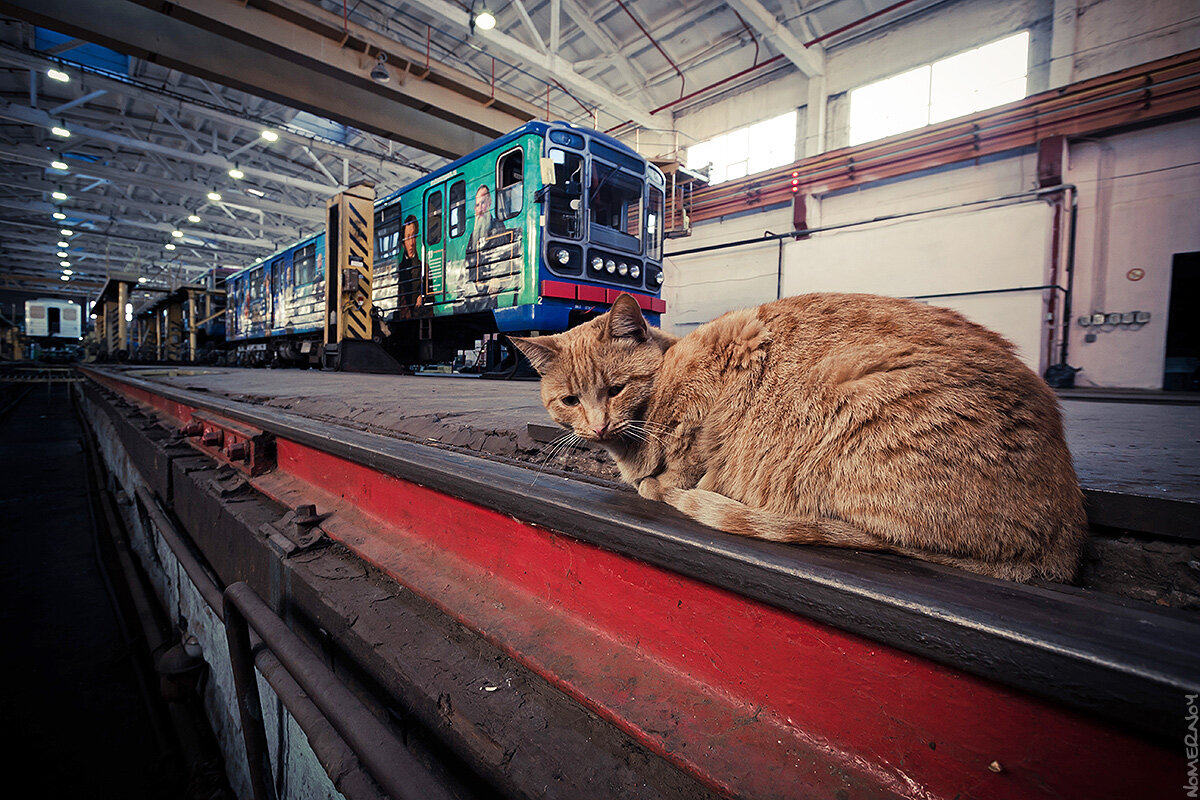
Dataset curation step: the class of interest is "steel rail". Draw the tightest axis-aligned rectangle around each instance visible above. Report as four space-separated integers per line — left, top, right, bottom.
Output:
79 366 1200 751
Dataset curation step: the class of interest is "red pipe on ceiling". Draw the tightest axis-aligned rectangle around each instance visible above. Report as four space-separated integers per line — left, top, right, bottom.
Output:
804 0 925 48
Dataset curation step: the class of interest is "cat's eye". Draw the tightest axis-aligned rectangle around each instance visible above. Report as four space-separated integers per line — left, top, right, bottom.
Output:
561 395 579 406
607 384 625 397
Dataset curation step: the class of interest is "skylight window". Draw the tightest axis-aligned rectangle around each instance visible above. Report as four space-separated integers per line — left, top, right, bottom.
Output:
686 111 797 186
849 31 1029 146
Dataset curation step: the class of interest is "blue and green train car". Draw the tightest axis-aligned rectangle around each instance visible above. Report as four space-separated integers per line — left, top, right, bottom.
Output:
225 121 666 368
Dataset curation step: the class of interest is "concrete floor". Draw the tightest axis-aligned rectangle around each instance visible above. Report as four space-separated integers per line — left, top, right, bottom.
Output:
127 366 1200 504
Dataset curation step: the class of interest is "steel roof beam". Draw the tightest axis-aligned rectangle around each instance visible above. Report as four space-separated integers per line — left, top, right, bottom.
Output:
725 0 825 77
0 0 505 158
561 0 645 96
0 198 275 250
0 101 343 197
0 43 428 181
403 0 660 129
0 142 322 228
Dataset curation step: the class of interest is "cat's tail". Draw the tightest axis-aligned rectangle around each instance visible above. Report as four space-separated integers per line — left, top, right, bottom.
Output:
662 486 885 548
661 486 1039 581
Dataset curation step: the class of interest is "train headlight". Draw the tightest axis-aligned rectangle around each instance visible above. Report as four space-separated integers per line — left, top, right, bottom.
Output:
590 257 603 271
605 259 616 274
630 265 641 279
617 262 628 276
654 271 664 285
555 248 571 265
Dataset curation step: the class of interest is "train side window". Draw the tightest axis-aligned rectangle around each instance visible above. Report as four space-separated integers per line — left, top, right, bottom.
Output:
426 190 443 246
375 205 400 259
496 148 523 220
294 244 316 284
448 180 466 238
547 149 584 239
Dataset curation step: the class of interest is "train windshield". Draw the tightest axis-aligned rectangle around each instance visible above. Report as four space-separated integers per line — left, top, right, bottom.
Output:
589 160 643 249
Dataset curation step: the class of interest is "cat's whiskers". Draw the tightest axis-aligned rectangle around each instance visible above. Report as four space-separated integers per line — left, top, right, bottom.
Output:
530 430 583 486
626 419 668 442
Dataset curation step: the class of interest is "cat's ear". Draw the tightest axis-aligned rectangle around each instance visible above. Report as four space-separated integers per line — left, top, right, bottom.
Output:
607 294 649 342
508 334 561 374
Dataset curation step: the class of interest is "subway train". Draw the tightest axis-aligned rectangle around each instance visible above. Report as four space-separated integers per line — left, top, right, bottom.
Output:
25 297 83 340
224 121 668 370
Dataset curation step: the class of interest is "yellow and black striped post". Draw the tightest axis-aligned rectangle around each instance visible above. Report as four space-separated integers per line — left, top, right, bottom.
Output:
324 182 376 348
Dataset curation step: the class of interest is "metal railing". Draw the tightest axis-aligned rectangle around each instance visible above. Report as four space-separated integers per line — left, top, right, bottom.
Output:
133 486 452 800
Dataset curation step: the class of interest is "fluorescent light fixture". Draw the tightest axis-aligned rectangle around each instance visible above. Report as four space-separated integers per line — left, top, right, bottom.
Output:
207 191 222 202
171 229 184 238
260 130 279 142
138 277 148 284
57 241 68 248
164 243 176 250
52 211 66 220
60 228 72 236
187 214 201 223
60 260 70 267
62 268 73 275
47 68 69 83
52 190 67 200
51 126 70 138
228 167 244 179
246 187 265 197
50 160 68 171
57 251 68 258
60 274 70 281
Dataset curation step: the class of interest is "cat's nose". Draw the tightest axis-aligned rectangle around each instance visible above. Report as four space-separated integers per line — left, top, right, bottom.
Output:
592 423 608 438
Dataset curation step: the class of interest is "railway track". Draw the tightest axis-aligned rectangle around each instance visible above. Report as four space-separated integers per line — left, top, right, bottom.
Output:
77 364 1198 799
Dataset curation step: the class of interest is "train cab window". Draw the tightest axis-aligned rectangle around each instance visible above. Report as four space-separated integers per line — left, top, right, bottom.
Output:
294 244 316 284
646 187 664 261
547 148 584 239
426 190 443 246
496 148 523 220
590 160 643 248
448 180 466 238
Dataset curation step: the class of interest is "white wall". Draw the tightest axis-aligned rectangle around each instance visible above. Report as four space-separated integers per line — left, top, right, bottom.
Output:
657 0 1200 388
1066 119 1200 388
781 202 1054 368
663 162 1055 371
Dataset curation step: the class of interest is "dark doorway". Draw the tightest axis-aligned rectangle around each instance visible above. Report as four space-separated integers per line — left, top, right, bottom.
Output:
47 305 60 336
1164 252 1199 390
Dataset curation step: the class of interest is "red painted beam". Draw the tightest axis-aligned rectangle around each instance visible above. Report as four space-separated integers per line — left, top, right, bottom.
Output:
267 439 1176 800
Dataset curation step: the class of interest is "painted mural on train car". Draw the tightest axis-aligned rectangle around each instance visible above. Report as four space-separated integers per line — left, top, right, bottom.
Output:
375 136 536 322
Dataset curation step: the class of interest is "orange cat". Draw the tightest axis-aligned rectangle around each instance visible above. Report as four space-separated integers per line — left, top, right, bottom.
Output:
512 293 1087 582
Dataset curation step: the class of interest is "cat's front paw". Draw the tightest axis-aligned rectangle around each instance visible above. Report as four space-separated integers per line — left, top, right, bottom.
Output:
637 477 664 501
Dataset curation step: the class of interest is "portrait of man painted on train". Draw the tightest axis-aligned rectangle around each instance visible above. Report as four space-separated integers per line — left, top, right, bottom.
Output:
395 214 428 319
465 184 508 271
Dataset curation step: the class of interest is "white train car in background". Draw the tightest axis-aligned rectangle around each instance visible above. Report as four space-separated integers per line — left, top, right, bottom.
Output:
25 298 82 339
